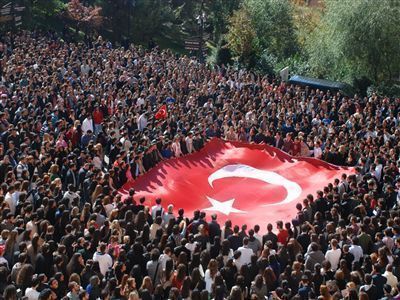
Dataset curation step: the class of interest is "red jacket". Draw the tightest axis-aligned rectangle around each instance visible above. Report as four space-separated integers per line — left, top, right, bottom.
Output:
277 229 289 245
93 110 104 125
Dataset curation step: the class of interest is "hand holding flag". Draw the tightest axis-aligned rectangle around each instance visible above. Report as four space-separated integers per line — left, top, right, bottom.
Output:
155 104 167 120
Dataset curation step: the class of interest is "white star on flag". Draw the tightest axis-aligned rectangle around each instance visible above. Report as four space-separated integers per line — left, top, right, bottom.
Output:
203 196 247 216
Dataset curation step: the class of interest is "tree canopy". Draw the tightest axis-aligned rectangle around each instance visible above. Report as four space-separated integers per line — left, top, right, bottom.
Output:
3 0 399 95
243 0 298 61
307 0 400 85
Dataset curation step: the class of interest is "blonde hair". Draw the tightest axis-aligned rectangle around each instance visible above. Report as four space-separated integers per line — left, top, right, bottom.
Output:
140 276 153 293
49 164 59 174
128 291 139 300
91 185 103 203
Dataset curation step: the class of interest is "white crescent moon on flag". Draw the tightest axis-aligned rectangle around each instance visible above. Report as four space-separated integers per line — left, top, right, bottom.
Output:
207 164 302 206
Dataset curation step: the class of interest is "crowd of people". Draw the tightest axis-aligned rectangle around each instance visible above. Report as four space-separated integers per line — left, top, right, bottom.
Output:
0 30 399 300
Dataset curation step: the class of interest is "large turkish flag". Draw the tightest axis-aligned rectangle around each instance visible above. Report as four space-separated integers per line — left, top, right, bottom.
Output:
120 139 352 230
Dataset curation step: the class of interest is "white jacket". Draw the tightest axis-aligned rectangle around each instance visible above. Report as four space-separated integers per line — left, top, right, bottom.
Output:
93 252 113 276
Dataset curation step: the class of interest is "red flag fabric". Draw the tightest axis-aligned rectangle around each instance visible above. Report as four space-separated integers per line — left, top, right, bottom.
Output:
120 139 353 231
155 104 167 120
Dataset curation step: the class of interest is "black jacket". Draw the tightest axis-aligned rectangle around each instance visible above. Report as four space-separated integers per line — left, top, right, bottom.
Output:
208 220 221 244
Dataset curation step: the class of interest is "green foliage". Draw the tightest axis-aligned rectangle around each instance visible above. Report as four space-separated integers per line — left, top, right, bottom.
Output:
207 39 233 66
307 0 400 85
31 0 66 17
21 0 66 30
255 50 277 75
226 0 298 70
273 54 311 77
96 0 177 43
353 76 373 97
226 7 259 67
97 0 133 40
132 0 179 44
216 42 233 66
172 0 199 32
367 82 400 98
9 0 400 98
244 0 298 61
292 4 322 48
206 0 241 41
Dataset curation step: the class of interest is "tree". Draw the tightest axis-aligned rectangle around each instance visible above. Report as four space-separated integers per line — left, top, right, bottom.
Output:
307 0 400 84
65 0 103 32
131 0 174 43
292 3 322 48
244 0 298 61
97 0 135 41
206 0 241 42
226 7 259 67
22 0 66 30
